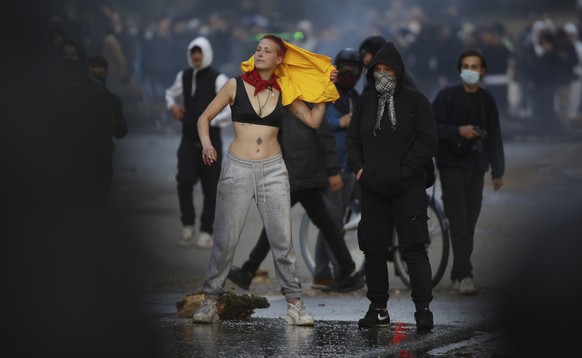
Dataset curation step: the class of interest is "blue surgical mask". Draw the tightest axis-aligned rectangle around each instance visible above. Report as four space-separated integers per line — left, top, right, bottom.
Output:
460 69 480 85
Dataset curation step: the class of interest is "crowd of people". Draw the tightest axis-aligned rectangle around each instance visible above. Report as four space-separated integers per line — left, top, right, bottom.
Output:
50 1 582 135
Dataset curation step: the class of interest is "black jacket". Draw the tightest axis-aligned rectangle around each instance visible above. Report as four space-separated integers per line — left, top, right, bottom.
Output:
345 42 437 197
431 84 505 179
279 107 339 192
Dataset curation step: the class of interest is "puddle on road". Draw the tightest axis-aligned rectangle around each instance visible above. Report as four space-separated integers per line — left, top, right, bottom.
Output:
154 316 455 357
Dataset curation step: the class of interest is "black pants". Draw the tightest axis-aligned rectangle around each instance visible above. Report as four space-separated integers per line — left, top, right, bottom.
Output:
242 187 356 277
176 133 222 234
359 185 432 310
439 169 484 282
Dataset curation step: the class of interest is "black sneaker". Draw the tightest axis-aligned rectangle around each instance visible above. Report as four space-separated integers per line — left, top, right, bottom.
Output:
227 266 253 290
415 308 434 331
321 273 365 293
358 308 390 328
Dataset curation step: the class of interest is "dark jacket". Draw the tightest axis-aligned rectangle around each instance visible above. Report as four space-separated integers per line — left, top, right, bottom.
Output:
110 91 128 138
279 107 339 192
431 84 505 179
345 42 437 197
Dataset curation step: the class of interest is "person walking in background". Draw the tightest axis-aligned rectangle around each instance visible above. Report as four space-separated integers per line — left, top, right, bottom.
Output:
563 22 582 125
165 36 231 248
479 23 514 119
87 55 128 142
58 38 115 198
431 48 505 296
553 26 579 131
345 42 437 330
311 48 364 288
521 21 563 134
192 34 339 325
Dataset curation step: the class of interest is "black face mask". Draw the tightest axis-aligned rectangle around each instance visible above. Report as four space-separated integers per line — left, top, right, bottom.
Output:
62 58 83 77
336 72 359 90
91 75 106 85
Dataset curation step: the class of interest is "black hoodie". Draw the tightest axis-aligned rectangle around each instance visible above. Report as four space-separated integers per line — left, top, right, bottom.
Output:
345 42 437 197
359 35 418 93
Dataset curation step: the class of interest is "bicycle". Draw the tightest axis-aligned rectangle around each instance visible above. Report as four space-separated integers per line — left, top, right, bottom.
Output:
299 183 450 289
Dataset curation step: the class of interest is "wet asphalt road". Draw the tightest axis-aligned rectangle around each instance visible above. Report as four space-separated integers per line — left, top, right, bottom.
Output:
110 124 582 357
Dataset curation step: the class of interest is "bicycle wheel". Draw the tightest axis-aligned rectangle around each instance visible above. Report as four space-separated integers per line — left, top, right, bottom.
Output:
392 196 450 288
299 211 365 275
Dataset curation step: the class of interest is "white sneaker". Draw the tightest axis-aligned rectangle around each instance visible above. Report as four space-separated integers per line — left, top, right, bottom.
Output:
343 212 361 230
192 298 219 324
179 225 195 247
196 231 213 248
459 277 478 295
285 300 314 326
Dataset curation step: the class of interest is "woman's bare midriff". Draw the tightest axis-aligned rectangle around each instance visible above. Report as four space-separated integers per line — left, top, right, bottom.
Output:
228 121 281 160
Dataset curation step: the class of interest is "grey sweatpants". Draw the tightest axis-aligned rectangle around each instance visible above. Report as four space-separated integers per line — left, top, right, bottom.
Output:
202 152 302 302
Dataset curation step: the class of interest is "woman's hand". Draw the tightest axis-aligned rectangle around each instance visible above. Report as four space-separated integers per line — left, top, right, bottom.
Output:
202 146 217 166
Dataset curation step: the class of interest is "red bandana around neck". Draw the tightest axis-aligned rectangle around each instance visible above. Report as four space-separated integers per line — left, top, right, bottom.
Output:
241 69 281 96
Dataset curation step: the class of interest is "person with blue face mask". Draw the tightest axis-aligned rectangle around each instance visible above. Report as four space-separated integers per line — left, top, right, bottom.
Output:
431 49 505 296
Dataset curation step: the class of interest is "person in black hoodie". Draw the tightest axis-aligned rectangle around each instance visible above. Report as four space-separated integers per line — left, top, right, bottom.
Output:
431 49 505 295
345 42 437 330
58 38 114 197
87 55 128 141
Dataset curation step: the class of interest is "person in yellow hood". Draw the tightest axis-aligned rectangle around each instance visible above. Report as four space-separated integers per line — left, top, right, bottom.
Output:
192 34 338 326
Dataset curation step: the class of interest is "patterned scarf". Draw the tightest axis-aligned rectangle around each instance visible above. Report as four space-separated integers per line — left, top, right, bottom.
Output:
241 68 281 96
373 71 398 135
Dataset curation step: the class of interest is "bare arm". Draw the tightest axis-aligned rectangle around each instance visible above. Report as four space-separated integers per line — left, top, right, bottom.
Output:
197 78 236 165
286 69 337 129
287 100 327 129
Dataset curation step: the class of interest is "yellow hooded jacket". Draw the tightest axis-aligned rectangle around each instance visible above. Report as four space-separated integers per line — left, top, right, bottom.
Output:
241 40 340 106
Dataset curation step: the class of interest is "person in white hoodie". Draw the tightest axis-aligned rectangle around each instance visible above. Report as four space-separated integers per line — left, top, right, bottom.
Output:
563 22 582 121
165 36 231 248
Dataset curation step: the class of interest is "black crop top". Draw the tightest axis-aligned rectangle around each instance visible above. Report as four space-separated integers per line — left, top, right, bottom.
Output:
230 76 285 127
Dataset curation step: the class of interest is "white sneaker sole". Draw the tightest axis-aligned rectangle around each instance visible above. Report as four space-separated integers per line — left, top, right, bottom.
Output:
285 317 315 326
179 239 196 247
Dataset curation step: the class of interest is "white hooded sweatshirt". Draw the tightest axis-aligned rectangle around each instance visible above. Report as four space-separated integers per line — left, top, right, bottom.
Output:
165 36 230 127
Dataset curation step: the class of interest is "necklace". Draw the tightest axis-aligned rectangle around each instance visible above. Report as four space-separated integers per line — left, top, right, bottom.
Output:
257 87 272 117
